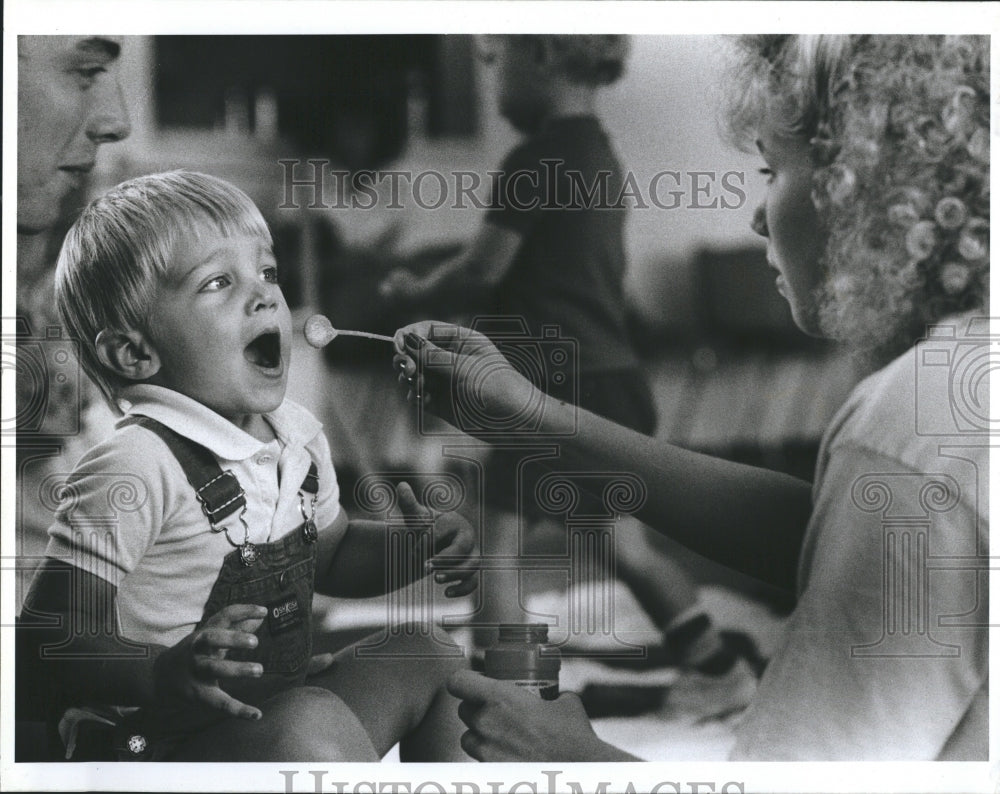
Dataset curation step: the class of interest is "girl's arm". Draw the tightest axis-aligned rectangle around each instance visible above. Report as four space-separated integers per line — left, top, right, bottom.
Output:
549 397 811 593
396 323 812 593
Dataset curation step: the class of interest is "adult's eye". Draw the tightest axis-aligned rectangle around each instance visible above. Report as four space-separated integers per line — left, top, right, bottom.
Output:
72 66 107 90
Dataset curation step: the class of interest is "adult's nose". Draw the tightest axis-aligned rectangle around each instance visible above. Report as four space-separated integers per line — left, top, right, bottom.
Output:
86 79 132 144
475 34 499 65
750 203 768 238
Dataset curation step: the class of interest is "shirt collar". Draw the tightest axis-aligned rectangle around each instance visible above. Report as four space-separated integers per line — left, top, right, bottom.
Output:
118 384 322 462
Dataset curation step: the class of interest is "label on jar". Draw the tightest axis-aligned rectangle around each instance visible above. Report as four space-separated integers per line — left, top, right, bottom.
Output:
509 679 559 700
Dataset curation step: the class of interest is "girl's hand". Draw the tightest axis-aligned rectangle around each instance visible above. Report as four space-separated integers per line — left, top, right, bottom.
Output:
154 603 267 721
447 670 635 762
395 481 479 597
392 321 540 435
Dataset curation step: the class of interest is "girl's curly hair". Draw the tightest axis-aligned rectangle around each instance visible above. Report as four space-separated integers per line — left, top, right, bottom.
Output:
723 35 989 366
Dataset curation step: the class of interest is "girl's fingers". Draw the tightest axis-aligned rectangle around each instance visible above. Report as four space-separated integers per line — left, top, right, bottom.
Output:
393 353 416 378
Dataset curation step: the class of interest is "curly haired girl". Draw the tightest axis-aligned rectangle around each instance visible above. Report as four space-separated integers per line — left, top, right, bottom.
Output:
727 35 988 367
395 34 988 761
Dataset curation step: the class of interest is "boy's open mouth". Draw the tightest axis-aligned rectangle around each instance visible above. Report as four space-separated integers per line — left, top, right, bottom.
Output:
244 331 282 370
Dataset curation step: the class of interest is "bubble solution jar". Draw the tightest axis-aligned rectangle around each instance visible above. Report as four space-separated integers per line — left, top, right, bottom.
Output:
484 623 561 700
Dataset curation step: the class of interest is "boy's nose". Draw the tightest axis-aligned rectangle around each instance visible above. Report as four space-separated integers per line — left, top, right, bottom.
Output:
248 285 279 313
751 203 769 237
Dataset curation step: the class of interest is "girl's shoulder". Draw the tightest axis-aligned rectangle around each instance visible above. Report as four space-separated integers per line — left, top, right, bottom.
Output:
823 312 988 475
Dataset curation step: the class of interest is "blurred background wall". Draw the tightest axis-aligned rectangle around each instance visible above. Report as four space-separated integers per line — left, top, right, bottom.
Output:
92 35 765 334
65 34 860 493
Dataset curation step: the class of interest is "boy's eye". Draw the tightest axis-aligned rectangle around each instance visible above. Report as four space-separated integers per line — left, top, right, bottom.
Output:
758 167 774 182
199 274 231 292
263 266 280 284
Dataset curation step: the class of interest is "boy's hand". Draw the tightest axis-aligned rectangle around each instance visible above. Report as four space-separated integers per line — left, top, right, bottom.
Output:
154 603 267 721
395 482 479 597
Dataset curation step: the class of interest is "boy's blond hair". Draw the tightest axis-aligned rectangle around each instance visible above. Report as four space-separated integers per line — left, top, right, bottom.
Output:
55 170 272 411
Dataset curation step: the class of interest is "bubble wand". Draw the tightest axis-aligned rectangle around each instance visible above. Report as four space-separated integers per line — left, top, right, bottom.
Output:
303 314 395 347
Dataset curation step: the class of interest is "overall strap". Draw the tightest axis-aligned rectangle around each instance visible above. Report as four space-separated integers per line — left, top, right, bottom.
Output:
120 415 246 527
300 462 319 497
119 415 320 524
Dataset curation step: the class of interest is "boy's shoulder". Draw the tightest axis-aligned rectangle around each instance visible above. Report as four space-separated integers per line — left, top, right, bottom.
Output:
58 420 186 527
70 418 181 483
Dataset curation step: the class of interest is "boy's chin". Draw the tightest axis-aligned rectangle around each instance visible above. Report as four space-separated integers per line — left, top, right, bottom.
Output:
254 390 287 414
225 389 287 420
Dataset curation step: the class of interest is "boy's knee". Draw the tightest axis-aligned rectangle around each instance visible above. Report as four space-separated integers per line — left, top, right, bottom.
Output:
265 686 379 761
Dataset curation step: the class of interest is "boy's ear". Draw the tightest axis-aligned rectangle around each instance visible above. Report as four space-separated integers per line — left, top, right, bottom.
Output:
95 329 162 381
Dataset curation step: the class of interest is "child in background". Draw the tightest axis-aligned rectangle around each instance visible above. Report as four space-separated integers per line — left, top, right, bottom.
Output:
381 35 758 705
397 34 989 760
19 171 477 762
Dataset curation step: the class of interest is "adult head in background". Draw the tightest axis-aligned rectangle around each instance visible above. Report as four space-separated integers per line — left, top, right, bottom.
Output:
18 35 131 237
395 34 989 761
14 36 131 593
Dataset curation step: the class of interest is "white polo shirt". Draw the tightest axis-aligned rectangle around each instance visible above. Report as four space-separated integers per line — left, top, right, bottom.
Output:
45 384 343 648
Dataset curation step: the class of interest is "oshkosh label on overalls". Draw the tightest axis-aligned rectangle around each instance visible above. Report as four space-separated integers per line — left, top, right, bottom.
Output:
267 594 305 635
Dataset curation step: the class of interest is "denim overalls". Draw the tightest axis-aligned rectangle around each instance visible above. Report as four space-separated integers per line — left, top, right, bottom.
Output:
109 416 322 759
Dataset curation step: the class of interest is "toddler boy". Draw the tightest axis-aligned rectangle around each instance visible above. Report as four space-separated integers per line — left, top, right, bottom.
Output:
20 171 475 762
